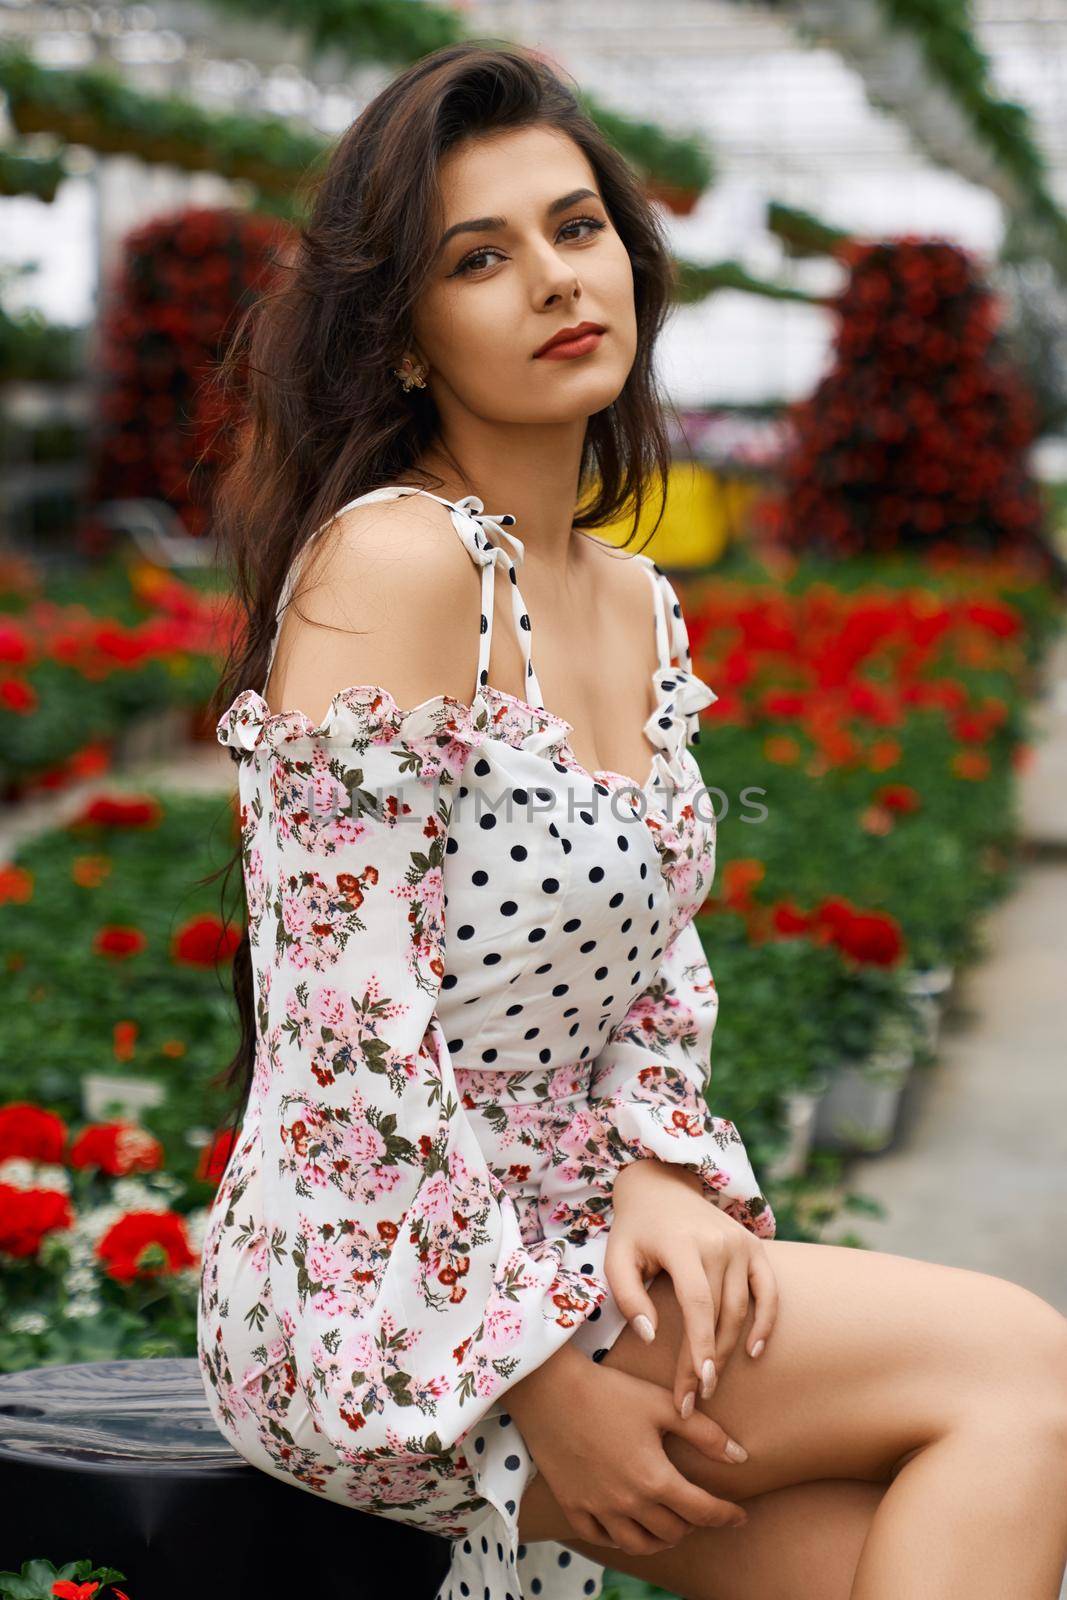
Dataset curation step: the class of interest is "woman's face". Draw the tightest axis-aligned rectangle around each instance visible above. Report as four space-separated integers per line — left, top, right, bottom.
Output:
410 125 637 426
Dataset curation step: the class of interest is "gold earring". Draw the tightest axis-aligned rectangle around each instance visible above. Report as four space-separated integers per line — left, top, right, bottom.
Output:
393 355 428 393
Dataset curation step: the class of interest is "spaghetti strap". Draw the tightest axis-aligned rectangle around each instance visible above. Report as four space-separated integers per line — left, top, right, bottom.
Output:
262 485 547 717
633 553 705 747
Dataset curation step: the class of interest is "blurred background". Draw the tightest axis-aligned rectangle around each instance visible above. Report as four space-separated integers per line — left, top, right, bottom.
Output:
1 4 1066 1594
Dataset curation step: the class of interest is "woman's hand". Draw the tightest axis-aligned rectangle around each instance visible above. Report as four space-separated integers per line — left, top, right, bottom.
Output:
607 1158 779 1417
507 1341 751 1557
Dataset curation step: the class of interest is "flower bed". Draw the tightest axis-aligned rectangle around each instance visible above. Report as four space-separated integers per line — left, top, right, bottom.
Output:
677 544 1061 1166
0 553 230 801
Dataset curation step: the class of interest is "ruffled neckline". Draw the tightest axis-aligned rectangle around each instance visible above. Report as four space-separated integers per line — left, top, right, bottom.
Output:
216 665 717 804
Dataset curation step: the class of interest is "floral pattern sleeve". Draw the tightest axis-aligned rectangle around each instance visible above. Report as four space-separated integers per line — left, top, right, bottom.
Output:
586 917 775 1237
233 700 610 1460
540 917 776 1244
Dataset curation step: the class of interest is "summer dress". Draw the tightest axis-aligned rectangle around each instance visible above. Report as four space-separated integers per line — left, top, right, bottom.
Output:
197 485 776 1600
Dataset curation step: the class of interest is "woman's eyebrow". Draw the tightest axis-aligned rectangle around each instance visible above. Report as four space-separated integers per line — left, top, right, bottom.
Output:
435 187 600 254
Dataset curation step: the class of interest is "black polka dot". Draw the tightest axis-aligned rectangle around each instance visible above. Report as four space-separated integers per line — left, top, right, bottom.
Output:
504 1453 521 1469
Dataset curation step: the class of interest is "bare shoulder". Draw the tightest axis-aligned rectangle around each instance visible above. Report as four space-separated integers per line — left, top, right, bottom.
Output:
266 493 481 723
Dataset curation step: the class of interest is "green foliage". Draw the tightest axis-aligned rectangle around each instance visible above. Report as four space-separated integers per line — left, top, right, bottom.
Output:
0 1558 125 1599
0 788 240 1196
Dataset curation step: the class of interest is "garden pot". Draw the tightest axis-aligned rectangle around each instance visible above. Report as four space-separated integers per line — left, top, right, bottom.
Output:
763 1085 825 1182
901 964 955 1054
811 1043 914 1155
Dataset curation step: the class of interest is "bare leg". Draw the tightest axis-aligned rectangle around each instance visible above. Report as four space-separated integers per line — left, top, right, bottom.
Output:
565 1478 886 1600
517 1238 1067 1598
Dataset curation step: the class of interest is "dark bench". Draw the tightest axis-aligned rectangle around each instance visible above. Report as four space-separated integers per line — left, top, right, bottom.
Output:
0 1359 453 1598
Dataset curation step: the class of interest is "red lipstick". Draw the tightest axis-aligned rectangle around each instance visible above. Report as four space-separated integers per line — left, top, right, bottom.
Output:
533 321 606 360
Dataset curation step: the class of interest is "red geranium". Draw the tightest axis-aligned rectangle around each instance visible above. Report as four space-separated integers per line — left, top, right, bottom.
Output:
92 926 147 959
0 864 34 904
805 896 904 965
0 1102 68 1163
0 678 36 714
874 783 921 813
95 1210 197 1282
172 914 241 967
74 795 162 830
70 1122 164 1177
0 1183 73 1257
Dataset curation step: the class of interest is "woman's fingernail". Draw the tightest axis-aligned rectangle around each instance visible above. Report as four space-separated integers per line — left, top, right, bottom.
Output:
724 1438 748 1463
634 1314 656 1344
750 1339 765 1359
701 1358 716 1397
680 1390 696 1419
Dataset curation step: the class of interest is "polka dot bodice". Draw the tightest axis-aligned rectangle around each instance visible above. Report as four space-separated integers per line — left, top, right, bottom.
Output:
197 486 775 1600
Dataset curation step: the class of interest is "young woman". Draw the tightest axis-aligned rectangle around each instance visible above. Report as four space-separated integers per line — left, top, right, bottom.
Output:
197 40 1067 1600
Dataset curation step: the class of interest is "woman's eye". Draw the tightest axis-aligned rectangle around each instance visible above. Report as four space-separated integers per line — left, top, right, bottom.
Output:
451 216 606 278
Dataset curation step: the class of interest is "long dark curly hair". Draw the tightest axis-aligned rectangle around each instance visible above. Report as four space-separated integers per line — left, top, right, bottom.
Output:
202 39 682 1131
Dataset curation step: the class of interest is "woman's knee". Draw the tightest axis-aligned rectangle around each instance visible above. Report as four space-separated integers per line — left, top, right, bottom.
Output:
946 1270 1067 1434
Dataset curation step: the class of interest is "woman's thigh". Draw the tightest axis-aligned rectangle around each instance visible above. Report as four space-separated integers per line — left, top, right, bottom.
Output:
518 1236 1067 1542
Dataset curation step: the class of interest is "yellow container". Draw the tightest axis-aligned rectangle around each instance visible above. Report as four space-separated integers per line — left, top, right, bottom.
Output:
590 461 755 567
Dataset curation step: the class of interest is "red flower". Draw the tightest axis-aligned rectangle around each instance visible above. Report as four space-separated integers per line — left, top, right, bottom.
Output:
0 677 36 714
171 914 241 967
73 795 162 829
51 1582 100 1598
0 622 30 666
113 1020 138 1061
0 1183 73 1257
0 1102 68 1163
95 1210 197 1282
832 910 904 967
195 1127 237 1183
771 900 812 936
874 783 921 813
70 1122 164 1177
962 600 1022 639
0 864 34 904
93 925 147 959
720 859 765 907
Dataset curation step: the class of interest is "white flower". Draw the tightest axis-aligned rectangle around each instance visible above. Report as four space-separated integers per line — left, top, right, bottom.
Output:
0 1159 70 1193
66 1296 103 1320
8 1311 48 1335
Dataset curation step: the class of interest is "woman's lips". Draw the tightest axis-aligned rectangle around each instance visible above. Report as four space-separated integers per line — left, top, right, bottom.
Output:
534 329 605 360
